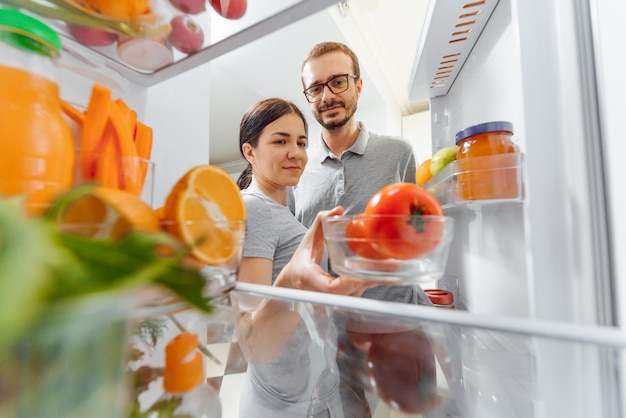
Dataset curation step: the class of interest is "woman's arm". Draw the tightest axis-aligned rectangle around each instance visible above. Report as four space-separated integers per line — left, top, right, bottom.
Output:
234 207 385 363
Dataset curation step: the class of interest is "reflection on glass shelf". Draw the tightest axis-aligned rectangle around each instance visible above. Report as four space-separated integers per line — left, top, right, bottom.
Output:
223 283 626 418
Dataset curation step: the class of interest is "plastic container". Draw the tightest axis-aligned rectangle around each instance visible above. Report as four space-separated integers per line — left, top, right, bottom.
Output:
0 9 75 215
455 121 518 200
424 289 455 309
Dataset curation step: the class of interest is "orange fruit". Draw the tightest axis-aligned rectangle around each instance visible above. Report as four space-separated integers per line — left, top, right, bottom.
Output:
160 165 246 266
48 185 160 239
72 0 150 20
416 159 433 186
71 0 150 19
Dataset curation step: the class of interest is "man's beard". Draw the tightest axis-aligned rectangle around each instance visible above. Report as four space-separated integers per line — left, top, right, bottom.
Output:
315 100 358 130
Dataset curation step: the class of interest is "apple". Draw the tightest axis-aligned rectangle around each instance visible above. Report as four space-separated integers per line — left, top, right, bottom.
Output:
168 15 205 54
429 146 458 177
67 24 117 47
210 0 247 19
168 0 206 14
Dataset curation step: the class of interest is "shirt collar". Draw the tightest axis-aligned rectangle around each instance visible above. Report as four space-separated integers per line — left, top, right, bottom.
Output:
314 122 369 163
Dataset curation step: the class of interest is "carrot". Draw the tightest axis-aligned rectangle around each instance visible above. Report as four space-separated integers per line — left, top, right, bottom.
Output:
163 332 204 393
80 84 112 181
134 122 152 161
60 99 85 126
94 121 121 189
114 98 137 137
108 101 140 194
133 121 153 192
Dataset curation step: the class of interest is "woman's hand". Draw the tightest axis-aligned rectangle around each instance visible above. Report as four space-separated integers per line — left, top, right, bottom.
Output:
274 206 384 296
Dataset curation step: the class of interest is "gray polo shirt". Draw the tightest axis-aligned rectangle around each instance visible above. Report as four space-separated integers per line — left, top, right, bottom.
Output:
291 122 417 228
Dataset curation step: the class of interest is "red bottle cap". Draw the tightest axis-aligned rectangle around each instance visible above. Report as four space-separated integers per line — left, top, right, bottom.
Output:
424 289 454 306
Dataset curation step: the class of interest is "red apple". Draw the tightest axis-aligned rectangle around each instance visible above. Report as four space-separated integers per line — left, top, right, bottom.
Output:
168 0 206 15
67 24 117 47
167 15 205 54
210 0 246 19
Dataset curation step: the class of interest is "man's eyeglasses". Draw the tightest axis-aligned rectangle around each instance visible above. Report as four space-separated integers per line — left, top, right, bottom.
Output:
303 74 359 103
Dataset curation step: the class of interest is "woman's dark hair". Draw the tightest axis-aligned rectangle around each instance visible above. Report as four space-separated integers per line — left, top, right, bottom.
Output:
236 98 308 190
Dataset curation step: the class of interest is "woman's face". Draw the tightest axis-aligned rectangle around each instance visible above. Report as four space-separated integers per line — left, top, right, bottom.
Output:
244 113 308 188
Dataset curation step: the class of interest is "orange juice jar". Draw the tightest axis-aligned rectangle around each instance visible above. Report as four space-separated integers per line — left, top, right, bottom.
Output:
0 9 74 215
455 121 518 200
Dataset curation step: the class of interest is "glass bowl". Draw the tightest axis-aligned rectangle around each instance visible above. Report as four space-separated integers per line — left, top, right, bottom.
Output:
322 214 454 283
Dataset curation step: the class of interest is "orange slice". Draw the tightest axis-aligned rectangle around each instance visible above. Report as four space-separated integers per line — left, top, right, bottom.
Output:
48 185 160 239
160 165 246 266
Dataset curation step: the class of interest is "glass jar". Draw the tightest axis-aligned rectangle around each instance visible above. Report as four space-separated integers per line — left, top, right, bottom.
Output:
454 121 518 200
0 8 74 215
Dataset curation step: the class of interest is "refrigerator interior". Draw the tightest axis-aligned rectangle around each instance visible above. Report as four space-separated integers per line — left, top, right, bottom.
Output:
9 0 625 416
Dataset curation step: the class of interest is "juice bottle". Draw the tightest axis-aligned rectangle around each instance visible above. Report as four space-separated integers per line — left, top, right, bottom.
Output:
0 9 74 215
454 121 518 200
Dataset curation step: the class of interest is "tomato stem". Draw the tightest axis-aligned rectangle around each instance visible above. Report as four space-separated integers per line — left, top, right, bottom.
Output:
409 201 434 232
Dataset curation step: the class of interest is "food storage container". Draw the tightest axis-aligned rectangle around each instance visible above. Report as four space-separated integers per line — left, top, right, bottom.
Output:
455 121 518 200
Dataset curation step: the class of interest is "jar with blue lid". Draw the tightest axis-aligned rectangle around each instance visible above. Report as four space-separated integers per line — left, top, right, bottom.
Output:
455 121 518 200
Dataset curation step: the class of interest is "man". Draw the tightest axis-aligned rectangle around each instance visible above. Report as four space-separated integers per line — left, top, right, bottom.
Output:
292 41 418 303
291 41 420 417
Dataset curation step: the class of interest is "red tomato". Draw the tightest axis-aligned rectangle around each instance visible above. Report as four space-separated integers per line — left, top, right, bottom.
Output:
364 183 444 259
366 329 440 414
345 218 387 260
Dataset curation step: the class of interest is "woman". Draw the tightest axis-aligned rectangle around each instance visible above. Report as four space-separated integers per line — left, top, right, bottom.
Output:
233 98 372 417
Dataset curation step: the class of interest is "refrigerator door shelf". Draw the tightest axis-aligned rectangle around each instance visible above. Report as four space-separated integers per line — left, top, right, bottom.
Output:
424 152 525 209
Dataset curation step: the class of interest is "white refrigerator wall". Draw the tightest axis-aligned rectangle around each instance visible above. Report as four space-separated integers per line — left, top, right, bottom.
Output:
144 63 212 208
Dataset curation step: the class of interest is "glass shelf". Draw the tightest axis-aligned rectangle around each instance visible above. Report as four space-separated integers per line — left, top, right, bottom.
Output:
9 0 340 86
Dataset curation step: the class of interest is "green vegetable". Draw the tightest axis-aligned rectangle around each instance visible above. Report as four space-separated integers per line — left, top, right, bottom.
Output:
0 198 70 358
0 195 212 361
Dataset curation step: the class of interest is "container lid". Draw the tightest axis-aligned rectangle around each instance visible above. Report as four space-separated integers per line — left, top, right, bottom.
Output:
455 121 513 144
424 289 454 306
0 8 61 57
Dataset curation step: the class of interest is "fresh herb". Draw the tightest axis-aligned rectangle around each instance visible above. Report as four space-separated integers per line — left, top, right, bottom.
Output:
0 197 212 360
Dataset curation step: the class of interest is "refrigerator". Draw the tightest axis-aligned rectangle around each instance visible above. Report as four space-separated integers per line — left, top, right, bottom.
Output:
5 0 625 417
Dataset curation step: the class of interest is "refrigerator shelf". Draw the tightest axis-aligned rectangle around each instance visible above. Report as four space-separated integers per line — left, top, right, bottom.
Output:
13 0 340 86
424 152 525 209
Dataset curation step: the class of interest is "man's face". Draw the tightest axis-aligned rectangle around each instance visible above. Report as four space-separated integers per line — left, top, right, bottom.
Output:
302 51 362 131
